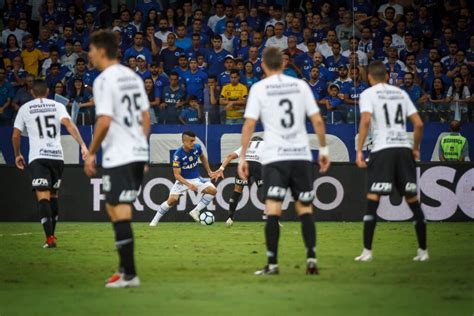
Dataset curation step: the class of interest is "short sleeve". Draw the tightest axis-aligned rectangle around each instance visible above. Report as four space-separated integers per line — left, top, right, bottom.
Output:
243 83 261 120
242 85 248 98
302 82 320 117
403 90 417 116
220 85 227 98
359 90 373 114
196 143 203 155
13 107 25 131
56 102 71 121
94 76 114 116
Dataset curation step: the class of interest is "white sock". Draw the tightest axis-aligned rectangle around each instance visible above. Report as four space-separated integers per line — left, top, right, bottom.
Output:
154 202 170 221
193 194 214 212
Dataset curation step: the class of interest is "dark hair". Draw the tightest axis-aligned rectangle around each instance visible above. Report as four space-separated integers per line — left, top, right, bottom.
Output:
89 30 119 59
169 71 179 78
6 34 19 48
430 78 445 100
208 75 217 81
230 69 240 76
452 75 466 97
188 95 198 102
263 47 283 71
182 130 196 139
212 34 222 41
76 57 86 64
33 79 48 97
50 62 60 69
368 61 387 81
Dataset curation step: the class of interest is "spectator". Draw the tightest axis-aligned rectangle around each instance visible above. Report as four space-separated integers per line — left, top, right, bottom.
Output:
123 32 152 65
234 30 250 61
265 22 288 50
246 46 263 79
283 36 304 61
136 54 152 80
12 74 34 110
446 76 471 122
417 5 433 39
188 19 209 49
438 120 470 161
2 16 26 47
144 77 160 124
20 34 44 77
333 64 352 92
150 61 169 98
221 20 235 54
285 15 303 43
335 13 361 51
0 68 14 125
206 34 229 77
185 33 208 61
143 23 162 58
179 95 202 125
53 81 66 98
399 32 415 62
203 75 221 124
73 40 88 61
319 84 345 124
219 69 247 125
383 47 406 86
428 78 450 122
306 66 327 101
175 23 192 51
173 54 189 81
60 39 78 72
182 58 208 103
242 61 258 89
160 72 186 124
265 4 285 28
441 41 460 75
41 46 68 77
159 33 184 75
68 76 94 125
374 33 393 61
342 66 369 123
35 27 55 53
207 2 226 34
401 72 430 120
5 34 21 62
425 61 452 93
404 53 423 85
342 37 368 66
7 56 27 91
214 4 234 35
295 38 317 79
282 52 298 78
358 27 374 61
325 42 348 81
391 21 407 53
218 55 234 87
154 17 171 49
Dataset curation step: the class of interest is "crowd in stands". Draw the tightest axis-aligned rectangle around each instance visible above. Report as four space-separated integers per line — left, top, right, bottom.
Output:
0 0 473 126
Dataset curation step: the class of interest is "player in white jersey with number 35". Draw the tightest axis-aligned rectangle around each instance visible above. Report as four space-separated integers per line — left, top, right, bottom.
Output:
239 47 330 276
355 61 428 262
12 79 88 249
84 30 151 288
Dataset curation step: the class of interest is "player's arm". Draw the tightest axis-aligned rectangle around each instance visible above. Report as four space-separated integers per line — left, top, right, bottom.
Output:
173 167 197 191
142 110 151 138
199 153 215 178
309 112 330 173
239 118 257 180
61 117 88 160
215 151 239 180
84 115 112 177
356 112 371 168
408 112 424 160
12 128 25 170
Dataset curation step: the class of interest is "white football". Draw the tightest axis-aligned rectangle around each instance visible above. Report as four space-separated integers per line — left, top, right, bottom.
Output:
199 211 215 225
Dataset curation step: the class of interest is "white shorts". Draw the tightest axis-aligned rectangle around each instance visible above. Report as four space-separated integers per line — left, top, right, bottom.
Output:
170 177 215 196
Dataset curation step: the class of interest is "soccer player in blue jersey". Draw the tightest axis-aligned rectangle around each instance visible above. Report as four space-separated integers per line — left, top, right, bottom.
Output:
149 131 219 226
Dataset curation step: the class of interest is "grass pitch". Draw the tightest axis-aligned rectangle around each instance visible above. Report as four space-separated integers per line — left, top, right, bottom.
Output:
0 221 472 316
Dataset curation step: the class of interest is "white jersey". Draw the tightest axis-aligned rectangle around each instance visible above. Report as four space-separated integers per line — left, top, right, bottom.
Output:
234 140 264 163
244 74 320 165
359 83 417 153
93 64 150 168
13 98 70 163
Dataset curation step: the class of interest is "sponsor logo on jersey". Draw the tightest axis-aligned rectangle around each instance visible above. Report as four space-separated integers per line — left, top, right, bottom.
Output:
119 190 139 202
32 178 49 187
267 186 287 199
370 182 393 193
181 161 198 169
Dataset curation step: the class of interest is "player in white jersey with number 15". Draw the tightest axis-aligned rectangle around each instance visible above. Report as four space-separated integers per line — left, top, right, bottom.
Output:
355 61 427 262
239 47 330 276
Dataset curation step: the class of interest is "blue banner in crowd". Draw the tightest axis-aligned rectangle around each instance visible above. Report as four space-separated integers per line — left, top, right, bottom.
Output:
0 123 473 165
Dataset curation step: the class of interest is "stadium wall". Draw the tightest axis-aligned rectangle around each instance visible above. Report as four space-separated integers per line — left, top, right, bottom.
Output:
0 163 472 222
0 123 473 165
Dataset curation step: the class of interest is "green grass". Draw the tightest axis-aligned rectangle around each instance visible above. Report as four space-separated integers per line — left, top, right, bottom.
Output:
0 222 472 316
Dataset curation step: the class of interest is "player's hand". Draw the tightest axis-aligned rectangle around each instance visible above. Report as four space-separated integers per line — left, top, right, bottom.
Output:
210 170 224 181
356 150 367 168
144 163 150 174
15 155 26 170
318 155 330 174
84 153 97 177
238 160 249 180
81 144 89 161
188 184 198 192
412 149 420 161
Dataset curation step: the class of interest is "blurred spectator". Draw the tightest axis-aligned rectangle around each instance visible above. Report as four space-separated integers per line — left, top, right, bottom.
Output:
307 66 327 100
12 74 34 110
242 61 258 89
68 76 94 125
136 54 152 80
7 56 27 91
219 69 247 125
203 75 221 124
4 34 21 62
2 16 26 47
282 52 298 78
319 84 344 124
428 78 450 122
182 58 207 103
144 77 160 124
342 67 368 124
160 72 186 124
159 33 184 75
0 68 14 125
446 76 471 122
438 120 470 161
326 42 348 81
175 24 192 51
265 22 287 50
401 72 430 120
221 20 235 54
335 13 360 51
179 95 202 125
20 35 44 77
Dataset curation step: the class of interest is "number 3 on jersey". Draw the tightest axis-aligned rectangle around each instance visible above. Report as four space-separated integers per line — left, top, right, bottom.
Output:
279 99 294 128
383 103 405 127
122 93 143 127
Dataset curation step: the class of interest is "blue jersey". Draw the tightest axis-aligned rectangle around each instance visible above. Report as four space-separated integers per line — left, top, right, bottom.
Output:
325 56 348 81
206 48 230 77
218 71 231 87
172 144 203 179
182 69 208 102
307 79 327 99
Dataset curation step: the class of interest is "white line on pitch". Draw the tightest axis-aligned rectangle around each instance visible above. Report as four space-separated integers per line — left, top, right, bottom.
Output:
0 230 80 237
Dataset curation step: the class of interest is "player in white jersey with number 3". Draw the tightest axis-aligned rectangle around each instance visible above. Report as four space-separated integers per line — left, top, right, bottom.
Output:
239 47 330 276
12 79 88 249
355 61 428 262
84 30 151 288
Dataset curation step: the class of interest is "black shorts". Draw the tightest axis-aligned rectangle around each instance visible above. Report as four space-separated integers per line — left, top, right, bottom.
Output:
102 162 146 205
235 161 263 187
29 159 64 191
367 148 417 197
263 160 315 204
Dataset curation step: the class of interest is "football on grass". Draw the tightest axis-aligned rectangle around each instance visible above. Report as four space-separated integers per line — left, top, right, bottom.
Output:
199 211 215 225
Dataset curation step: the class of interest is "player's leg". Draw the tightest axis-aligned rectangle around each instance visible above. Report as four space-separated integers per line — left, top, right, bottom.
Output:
35 189 56 248
291 161 318 274
226 184 243 227
189 181 217 222
149 194 179 226
396 149 428 261
49 160 64 236
355 193 380 262
255 163 287 275
50 190 59 235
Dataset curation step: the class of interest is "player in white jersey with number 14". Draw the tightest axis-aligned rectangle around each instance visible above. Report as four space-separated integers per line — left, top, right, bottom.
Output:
355 61 428 262
12 79 88 249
